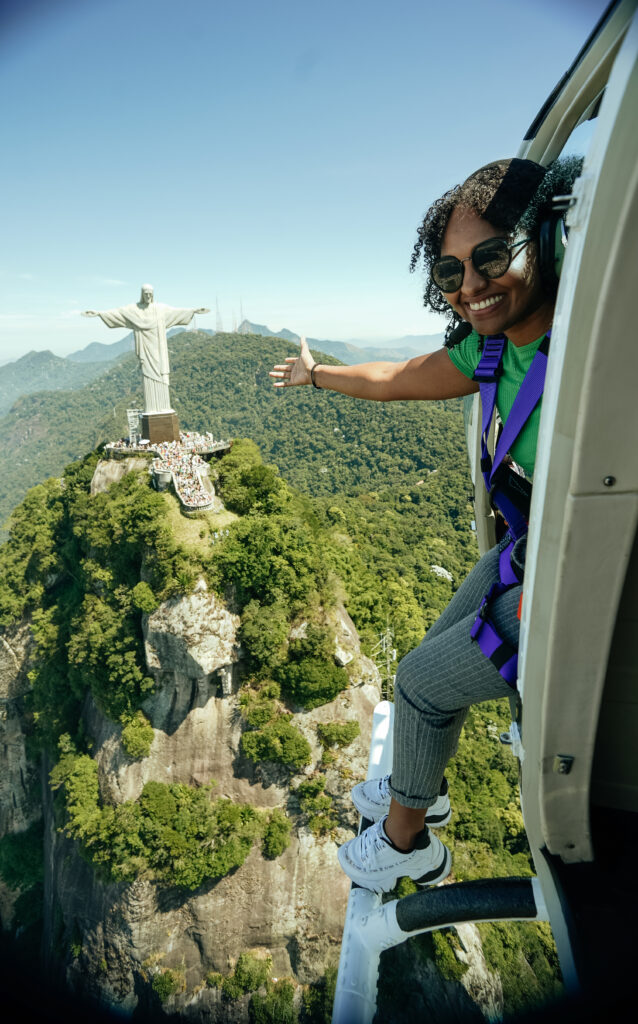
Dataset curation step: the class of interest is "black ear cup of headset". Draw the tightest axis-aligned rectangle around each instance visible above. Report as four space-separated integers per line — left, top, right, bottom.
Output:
538 211 568 293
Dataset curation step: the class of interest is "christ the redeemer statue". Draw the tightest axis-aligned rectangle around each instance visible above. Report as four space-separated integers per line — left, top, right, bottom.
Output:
82 285 209 415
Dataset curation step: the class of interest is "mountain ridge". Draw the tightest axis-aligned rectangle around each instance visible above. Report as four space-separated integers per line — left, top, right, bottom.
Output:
0 348 127 418
237 319 445 363
0 329 463 537
4 320 445 372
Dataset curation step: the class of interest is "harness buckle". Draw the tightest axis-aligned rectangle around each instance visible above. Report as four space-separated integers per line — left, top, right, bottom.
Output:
473 364 503 383
473 335 507 382
476 596 490 624
470 599 489 643
489 463 532 525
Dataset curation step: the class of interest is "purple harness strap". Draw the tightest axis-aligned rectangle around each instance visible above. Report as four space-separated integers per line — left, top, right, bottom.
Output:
470 583 519 686
470 331 550 687
499 541 519 586
490 337 550 490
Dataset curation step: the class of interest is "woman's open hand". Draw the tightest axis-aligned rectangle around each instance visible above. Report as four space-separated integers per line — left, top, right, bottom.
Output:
269 336 315 388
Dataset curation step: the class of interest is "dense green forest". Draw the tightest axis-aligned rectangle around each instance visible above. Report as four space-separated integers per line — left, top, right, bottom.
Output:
0 348 123 418
0 438 560 1019
0 357 141 535
0 331 467 534
0 334 562 1018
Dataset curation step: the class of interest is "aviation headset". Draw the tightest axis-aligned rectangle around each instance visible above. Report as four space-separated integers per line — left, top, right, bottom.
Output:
445 157 568 348
480 156 568 293
538 206 569 290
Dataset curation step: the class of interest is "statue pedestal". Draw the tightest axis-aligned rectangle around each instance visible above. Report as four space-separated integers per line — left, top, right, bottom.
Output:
141 412 180 444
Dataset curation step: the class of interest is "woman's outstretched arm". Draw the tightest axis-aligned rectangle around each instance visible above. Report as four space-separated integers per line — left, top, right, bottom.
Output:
269 336 478 402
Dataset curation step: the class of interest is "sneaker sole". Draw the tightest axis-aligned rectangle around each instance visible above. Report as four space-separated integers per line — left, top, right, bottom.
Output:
424 806 452 828
351 791 451 829
413 844 452 887
337 840 452 895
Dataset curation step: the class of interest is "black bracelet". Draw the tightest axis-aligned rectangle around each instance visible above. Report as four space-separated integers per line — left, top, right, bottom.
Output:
310 363 322 389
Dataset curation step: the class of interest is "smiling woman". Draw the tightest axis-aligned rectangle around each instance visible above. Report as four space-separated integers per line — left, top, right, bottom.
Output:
269 153 584 894
437 212 551 345
413 157 583 344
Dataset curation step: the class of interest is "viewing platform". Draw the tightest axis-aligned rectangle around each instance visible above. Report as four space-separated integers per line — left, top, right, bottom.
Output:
104 431 231 513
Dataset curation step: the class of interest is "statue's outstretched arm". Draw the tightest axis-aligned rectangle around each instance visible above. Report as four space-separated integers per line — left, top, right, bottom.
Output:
162 306 210 328
82 307 130 328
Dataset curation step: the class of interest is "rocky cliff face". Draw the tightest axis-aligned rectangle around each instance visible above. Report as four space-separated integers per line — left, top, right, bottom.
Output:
456 922 503 1022
0 577 508 1023
0 455 511 1022
0 624 38 836
0 623 41 929
377 926 503 1024
42 579 381 1018
90 456 148 496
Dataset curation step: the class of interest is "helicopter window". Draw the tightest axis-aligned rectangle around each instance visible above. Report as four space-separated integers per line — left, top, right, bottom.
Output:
560 114 597 159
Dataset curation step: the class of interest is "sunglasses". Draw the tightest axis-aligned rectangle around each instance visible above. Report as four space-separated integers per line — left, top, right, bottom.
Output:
431 237 533 293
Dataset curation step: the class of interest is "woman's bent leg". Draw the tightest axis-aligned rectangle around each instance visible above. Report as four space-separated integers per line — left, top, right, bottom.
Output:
389 580 521 808
426 538 508 641
338 544 521 890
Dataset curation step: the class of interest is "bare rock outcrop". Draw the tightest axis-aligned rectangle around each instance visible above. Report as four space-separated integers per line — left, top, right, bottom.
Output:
377 932 488 1024
48 586 380 1016
2 574 508 1022
332 604 357 667
90 457 149 496
52 719 359 1012
143 585 241 699
0 623 40 837
0 622 41 930
456 922 504 1022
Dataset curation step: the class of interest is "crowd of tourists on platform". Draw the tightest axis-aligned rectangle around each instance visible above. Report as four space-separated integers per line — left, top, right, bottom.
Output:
107 437 152 451
178 430 221 452
150 442 214 509
107 429 223 454
105 432 218 509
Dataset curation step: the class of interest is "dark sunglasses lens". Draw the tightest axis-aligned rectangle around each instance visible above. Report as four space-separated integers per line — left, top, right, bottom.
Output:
473 239 511 279
432 257 463 292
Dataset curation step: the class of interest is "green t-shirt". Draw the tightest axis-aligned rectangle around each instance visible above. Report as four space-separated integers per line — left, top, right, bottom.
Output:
447 330 547 478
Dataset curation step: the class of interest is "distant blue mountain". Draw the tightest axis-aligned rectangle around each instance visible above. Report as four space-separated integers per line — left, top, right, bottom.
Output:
66 335 135 362
237 320 445 364
35 318 443 372
66 327 216 363
384 333 446 350
0 349 122 417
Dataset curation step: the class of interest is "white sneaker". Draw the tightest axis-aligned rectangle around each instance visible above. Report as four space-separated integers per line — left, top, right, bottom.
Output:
337 815 451 894
351 775 451 827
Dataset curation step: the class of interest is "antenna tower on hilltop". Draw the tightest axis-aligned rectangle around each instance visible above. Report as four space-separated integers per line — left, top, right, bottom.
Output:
215 297 223 333
371 625 397 701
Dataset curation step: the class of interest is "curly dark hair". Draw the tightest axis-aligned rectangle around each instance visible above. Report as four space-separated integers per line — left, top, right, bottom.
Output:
410 154 584 340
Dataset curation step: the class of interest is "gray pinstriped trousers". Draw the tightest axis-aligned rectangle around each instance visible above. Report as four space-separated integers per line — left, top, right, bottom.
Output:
388 538 521 808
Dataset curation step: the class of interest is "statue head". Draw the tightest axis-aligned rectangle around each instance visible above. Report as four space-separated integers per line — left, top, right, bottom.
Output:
140 284 154 305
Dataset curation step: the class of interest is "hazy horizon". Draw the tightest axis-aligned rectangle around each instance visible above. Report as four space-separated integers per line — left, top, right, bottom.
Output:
2 320 448 368
1 0 605 364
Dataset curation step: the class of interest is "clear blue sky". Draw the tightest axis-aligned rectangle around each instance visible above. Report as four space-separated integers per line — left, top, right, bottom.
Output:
0 0 608 362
